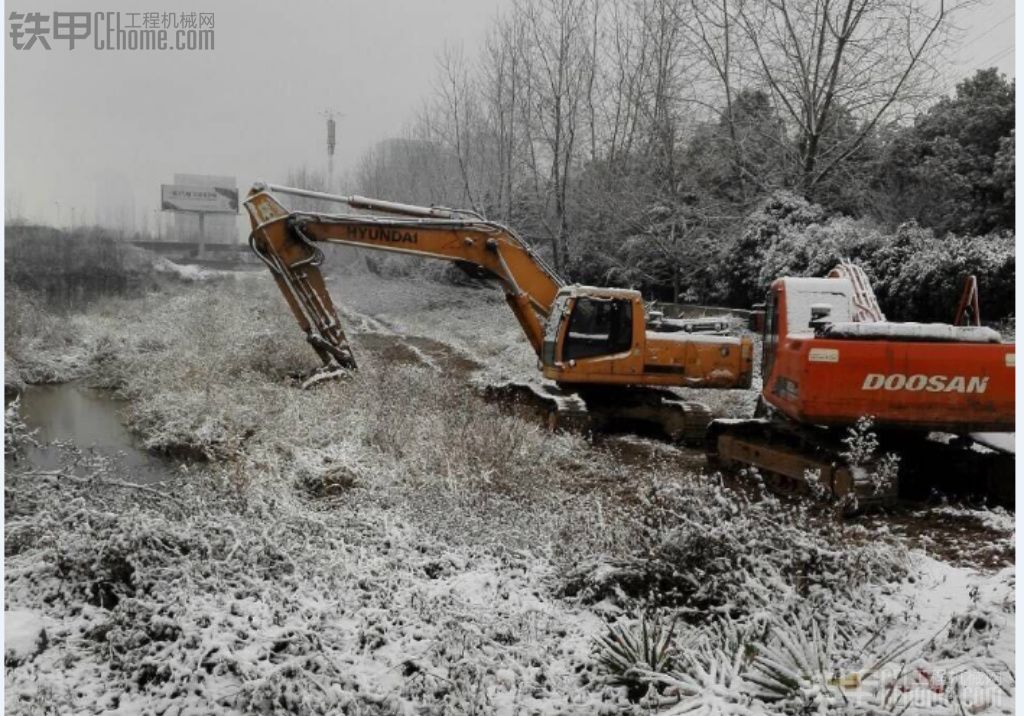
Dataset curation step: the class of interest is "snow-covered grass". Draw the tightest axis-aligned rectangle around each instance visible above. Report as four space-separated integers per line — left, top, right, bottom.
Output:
6 450 614 714
4 275 1016 714
5 288 88 386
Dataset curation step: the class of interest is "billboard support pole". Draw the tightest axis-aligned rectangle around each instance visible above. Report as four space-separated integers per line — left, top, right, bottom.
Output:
198 212 206 258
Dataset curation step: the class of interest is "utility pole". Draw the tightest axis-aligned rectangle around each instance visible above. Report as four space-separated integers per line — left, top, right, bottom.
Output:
320 109 345 191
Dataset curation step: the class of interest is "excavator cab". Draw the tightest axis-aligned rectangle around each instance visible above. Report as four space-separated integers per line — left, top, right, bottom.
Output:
540 286 644 382
540 285 753 389
541 287 639 369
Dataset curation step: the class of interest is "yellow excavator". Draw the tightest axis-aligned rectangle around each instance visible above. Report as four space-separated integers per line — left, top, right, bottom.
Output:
244 183 753 441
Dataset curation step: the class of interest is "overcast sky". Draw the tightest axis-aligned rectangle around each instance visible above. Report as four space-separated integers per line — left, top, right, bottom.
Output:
3 0 1017 233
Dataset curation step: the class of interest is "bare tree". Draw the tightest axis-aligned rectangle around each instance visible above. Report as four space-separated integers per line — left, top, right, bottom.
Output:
736 0 953 194
433 44 482 210
604 0 650 163
520 0 599 272
684 0 783 196
481 14 530 222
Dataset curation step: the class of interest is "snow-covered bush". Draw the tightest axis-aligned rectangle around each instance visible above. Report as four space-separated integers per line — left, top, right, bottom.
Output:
717 193 828 307
838 417 900 511
562 473 908 618
5 224 183 309
871 227 1014 322
594 613 678 700
5 443 626 714
715 194 1015 323
4 397 36 458
4 288 87 384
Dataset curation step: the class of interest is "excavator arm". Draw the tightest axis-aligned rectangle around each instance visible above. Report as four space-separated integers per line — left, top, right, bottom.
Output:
245 183 563 373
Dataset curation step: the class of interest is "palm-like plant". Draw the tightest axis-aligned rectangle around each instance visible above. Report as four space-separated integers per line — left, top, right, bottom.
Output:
746 613 917 714
641 634 760 716
594 613 678 700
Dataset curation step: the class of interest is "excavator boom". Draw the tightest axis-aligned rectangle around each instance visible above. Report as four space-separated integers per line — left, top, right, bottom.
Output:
246 184 561 364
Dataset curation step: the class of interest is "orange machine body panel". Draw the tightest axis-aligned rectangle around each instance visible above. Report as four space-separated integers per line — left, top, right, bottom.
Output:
762 278 1015 433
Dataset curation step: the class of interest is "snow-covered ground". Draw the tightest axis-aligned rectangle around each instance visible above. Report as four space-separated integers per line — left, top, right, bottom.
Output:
4 273 1016 714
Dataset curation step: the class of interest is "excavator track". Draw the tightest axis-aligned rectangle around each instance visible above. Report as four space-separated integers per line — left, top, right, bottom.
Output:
706 418 897 512
893 433 1014 508
483 382 713 445
707 419 1014 511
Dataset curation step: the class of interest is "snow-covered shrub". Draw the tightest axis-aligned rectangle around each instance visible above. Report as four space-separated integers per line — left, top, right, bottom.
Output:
5 440 629 714
594 614 678 700
563 473 908 617
594 610 925 714
355 364 583 493
715 196 1015 323
839 417 900 511
634 622 755 716
717 193 828 307
872 228 1014 322
4 397 36 458
5 224 179 309
746 611 915 714
4 288 87 384
290 443 362 496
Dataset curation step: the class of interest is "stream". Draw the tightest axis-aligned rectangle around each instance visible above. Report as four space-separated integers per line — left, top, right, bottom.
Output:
9 382 181 484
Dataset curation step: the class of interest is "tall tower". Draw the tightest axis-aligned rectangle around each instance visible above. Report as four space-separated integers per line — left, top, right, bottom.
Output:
321 110 345 191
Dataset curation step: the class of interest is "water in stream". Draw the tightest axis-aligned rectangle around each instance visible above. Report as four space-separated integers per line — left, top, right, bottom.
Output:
9 382 180 484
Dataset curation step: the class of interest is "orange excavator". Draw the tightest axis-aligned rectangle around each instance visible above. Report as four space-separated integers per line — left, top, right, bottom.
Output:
244 183 754 441
708 264 1015 508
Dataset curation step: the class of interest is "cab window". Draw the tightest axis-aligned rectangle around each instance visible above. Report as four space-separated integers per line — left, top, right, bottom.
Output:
563 297 633 361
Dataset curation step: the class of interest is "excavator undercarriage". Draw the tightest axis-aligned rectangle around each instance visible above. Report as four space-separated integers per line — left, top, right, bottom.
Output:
708 416 1015 511
485 382 713 445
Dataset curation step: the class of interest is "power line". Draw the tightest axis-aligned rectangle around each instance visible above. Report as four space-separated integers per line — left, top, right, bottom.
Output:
936 42 1014 96
976 44 1015 68
962 12 1015 49
933 10 1014 92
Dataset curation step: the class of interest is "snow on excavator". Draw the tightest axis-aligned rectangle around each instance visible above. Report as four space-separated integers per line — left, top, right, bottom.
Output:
244 183 754 443
708 264 1015 508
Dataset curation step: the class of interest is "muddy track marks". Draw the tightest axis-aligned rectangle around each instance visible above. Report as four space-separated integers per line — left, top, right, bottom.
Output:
352 331 483 379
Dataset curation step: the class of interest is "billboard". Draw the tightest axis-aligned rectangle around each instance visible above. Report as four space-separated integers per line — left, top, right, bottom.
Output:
161 184 238 214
